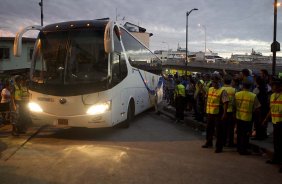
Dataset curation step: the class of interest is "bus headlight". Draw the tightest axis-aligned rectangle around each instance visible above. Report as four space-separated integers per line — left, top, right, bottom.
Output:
86 101 111 115
28 102 43 112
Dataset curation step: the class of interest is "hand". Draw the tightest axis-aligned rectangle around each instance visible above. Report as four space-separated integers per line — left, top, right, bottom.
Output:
261 119 267 126
221 113 227 121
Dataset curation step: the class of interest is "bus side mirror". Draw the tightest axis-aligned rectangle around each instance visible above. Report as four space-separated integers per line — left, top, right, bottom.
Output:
14 32 23 57
13 25 42 57
104 21 115 54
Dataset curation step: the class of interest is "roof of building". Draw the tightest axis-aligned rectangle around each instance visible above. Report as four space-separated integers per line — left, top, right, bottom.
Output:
0 37 36 43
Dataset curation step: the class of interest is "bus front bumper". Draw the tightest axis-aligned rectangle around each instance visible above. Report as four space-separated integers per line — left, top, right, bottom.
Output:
29 111 112 128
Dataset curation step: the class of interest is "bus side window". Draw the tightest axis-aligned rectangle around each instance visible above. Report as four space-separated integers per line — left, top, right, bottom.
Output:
111 53 128 86
120 54 128 79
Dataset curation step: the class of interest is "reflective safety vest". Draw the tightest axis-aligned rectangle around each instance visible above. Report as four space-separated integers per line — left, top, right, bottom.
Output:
21 86 29 101
270 93 282 124
222 86 235 112
174 84 185 98
14 84 22 101
235 91 256 121
206 87 224 114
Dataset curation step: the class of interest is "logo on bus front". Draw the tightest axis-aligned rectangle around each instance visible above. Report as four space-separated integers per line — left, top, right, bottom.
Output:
37 97 54 102
59 98 67 104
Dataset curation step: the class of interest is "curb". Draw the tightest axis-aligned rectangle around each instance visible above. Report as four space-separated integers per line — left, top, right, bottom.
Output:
160 105 206 132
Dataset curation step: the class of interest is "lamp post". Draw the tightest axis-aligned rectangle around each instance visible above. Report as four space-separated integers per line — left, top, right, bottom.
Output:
271 0 281 76
186 8 198 75
198 24 207 53
39 0 43 26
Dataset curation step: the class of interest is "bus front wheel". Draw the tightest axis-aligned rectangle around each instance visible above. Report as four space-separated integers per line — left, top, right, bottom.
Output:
121 100 135 128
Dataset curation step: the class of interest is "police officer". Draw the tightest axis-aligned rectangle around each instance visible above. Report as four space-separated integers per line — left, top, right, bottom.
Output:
235 79 261 155
221 75 236 147
202 74 229 153
174 79 185 123
263 77 282 173
12 75 26 135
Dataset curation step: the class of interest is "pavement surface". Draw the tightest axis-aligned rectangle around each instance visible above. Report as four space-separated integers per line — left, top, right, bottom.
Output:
158 101 274 158
0 105 281 184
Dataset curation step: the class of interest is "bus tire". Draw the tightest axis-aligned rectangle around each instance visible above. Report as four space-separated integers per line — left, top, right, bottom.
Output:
121 100 135 128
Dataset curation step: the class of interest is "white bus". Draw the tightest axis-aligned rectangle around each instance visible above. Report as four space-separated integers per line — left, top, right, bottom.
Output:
14 19 163 128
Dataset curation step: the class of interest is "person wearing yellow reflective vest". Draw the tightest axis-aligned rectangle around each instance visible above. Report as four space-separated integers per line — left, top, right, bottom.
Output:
174 79 186 123
202 74 229 153
235 79 260 155
221 75 236 147
263 77 282 173
11 75 28 136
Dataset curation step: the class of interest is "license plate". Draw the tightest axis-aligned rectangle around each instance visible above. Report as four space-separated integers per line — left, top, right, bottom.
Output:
58 119 68 125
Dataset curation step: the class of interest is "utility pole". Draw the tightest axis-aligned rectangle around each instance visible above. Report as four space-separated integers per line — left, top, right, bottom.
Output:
39 0 43 26
185 8 198 76
271 0 280 76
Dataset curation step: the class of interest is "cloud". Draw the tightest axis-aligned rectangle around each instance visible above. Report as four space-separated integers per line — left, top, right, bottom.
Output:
210 38 269 47
0 0 281 57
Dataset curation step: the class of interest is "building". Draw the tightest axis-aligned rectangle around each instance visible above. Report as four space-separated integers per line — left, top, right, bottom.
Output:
230 49 282 63
154 47 220 63
0 37 36 74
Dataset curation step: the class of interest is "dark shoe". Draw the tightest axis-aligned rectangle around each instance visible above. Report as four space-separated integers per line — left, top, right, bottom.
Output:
202 144 213 148
3 120 10 125
226 144 235 148
215 149 222 153
12 131 19 136
239 151 251 155
266 159 279 165
251 137 260 140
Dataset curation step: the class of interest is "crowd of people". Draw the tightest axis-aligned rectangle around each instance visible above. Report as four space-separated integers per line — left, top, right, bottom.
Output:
163 69 282 173
0 75 31 136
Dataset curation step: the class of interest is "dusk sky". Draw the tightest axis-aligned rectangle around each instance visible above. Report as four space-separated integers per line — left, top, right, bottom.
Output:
0 0 281 58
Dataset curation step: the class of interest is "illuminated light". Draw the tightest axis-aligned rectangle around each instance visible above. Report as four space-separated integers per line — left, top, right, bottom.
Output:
28 102 43 112
56 25 59 28
70 24 74 27
277 2 281 6
86 101 111 115
87 23 90 27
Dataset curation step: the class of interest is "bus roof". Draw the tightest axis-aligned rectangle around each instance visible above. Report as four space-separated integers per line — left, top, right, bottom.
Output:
42 19 109 32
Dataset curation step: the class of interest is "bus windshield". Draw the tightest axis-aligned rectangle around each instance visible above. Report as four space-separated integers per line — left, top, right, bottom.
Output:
31 28 109 95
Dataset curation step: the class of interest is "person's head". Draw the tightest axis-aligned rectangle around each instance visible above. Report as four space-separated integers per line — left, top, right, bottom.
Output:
260 69 269 78
255 75 266 87
270 77 282 93
211 74 221 89
242 79 253 90
203 73 211 81
14 75 23 84
242 69 250 77
232 77 240 87
223 75 232 85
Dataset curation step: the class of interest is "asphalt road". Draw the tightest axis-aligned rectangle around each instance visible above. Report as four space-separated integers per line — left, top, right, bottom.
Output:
0 111 282 184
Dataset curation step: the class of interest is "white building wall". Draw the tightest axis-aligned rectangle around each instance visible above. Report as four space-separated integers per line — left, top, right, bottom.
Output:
0 38 35 72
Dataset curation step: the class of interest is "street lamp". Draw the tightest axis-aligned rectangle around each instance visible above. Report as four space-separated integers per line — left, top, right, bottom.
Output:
39 0 43 26
271 0 280 76
186 8 198 75
198 24 207 53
